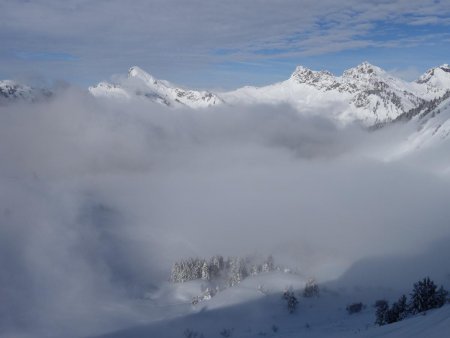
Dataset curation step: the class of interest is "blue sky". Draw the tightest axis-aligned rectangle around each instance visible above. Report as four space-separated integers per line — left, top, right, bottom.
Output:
0 0 449 89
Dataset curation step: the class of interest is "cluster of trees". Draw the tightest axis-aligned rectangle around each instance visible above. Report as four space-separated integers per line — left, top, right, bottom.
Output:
283 288 298 313
303 278 320 298
191 287 217 305
282 279 320 314
394 89 450 122
347 302 364 314
375 277 448 326
170 255 275 287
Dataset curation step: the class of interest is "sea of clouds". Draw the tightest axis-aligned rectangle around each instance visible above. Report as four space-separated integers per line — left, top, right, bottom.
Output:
1 89 450 337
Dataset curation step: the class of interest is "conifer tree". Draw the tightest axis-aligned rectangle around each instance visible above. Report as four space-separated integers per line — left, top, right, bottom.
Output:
375 300 389 326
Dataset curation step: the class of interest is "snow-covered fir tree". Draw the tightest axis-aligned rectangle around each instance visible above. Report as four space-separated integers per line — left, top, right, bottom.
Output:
262 255 274 272
303 278 319 297
387 295 408 323
283 288 298 313
228 257 248 286
375 300 389 326
201 261 210 281
410 277 448 314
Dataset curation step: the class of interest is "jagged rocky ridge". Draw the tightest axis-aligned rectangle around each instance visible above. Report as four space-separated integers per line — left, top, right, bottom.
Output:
222 62 450 126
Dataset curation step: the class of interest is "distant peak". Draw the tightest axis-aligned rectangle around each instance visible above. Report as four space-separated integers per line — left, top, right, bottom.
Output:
128 66 157 83
290 65 312 78
290 65 334 84
343 62 384 78
360 61 373 67
291 65 332 75
424 64 450 72
128 65 144 74
439 64 450 72
355 61 382 72
417 64 450 83
292 65 312 74
0 80 32 91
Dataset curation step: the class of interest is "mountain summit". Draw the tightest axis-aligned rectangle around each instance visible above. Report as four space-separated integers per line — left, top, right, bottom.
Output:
89 67 222 108
0 80 51 103
416 64 450 91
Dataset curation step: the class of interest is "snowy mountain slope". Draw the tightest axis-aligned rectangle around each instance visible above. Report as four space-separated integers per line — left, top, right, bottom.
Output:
89 239 450 338
89 66 223 108
92 270 450 338
384 94 450 162
0 80 51 103
416 64 450 97
222 62 450 126
369 305 450 338
91 271 372 338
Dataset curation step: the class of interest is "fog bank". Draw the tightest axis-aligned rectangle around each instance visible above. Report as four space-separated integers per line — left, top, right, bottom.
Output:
1 90 450 337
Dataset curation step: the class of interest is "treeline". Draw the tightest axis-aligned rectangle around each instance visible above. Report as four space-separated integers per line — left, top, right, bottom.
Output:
395 89 450 122
170 255 275 286
375 277 448 326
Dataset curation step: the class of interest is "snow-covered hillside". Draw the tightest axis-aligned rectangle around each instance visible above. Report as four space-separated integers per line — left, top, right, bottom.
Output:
380 94 450 166
416 64 450 95
89 66 222 108
92 270 450 338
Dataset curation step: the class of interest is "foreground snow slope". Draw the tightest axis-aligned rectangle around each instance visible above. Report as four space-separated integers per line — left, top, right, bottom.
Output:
368 306 450 338
93 270 450 338
93 241 450 338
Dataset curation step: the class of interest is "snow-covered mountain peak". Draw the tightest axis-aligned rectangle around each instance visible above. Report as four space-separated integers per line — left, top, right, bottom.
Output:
417 64 450 87
90 66 222 108
343 61 385 80
0 80 50 103
0 79 31 94
128 66 158 85
290 65 335 86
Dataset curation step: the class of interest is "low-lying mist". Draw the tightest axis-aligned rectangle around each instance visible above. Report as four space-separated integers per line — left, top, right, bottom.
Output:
1 89 450 337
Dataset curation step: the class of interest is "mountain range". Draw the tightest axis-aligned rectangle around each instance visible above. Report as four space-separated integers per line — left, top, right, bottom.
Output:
86 62 450 126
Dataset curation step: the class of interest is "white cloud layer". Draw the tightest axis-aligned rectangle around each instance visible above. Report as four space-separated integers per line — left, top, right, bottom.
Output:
1 90 450 336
